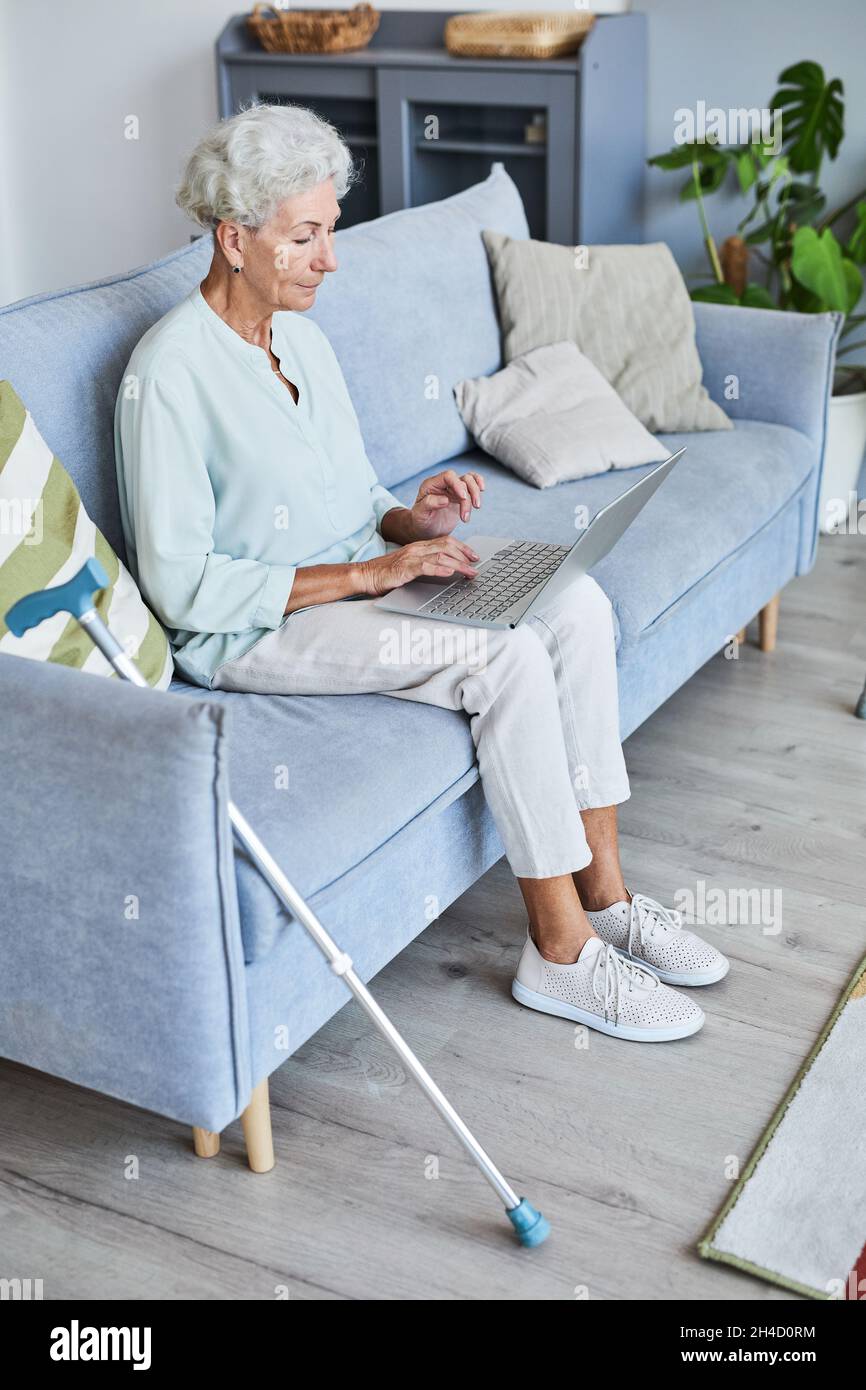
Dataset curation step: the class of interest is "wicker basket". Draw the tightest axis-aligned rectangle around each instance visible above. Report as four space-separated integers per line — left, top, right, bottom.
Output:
247 3 380 55
445 10 594 60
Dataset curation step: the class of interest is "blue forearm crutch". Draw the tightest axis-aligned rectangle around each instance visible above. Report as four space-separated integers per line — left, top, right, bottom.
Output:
6 558 550 1248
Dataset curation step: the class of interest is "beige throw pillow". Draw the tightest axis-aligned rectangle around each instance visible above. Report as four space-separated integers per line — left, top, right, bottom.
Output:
454 341 669 488
482 231 732 435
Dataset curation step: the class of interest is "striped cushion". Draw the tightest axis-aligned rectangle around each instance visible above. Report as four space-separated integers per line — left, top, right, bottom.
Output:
0 381 172 688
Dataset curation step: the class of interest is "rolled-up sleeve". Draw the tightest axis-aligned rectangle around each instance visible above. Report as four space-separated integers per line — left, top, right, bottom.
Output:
117 377 296 633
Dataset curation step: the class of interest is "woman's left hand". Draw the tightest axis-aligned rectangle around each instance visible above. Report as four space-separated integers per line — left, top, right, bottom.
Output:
410 469 485 538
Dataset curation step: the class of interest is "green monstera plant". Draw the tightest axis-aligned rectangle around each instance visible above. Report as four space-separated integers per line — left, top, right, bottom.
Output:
648 62 866 393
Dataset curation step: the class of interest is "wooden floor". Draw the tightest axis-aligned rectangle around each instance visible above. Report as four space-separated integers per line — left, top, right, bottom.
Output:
2 536 865 1301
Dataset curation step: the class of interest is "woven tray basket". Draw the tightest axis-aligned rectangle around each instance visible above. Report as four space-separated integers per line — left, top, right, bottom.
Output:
445 10 594 60
247 3 380 55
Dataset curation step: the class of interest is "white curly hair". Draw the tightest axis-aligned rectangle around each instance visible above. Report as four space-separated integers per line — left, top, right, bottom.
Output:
176 102 357 230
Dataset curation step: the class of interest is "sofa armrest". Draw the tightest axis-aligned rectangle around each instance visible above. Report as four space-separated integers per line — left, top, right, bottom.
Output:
693 302 843 570
0 654 250 1133
693 302 842 442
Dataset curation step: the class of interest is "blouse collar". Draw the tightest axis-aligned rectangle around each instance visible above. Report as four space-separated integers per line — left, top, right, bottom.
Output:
190 285 289 369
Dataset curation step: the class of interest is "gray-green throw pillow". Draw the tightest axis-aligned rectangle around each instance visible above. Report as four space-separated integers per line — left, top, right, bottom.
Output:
482 231 732 435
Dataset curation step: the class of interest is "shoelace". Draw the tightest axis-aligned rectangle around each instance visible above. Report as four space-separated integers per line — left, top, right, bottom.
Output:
628 893 683 955
593 942 658 1024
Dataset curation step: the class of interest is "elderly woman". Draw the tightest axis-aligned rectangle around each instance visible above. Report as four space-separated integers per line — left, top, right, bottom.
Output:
115 104 729 1045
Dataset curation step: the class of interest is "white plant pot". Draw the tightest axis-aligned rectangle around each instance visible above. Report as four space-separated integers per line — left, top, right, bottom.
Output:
818 390 866 534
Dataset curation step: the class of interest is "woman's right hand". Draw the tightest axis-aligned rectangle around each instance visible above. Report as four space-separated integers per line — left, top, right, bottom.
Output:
359 537 480 597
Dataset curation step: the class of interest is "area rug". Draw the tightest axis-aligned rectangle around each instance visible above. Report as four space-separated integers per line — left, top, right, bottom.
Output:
699 950 866 1300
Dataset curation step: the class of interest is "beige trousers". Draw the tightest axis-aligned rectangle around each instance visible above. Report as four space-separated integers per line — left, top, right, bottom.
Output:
212 573 630 877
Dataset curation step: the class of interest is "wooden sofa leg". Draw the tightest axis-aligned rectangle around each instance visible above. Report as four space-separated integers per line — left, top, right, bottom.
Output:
759 593 780 652
192 1127 220 1159
241 1078 275 1173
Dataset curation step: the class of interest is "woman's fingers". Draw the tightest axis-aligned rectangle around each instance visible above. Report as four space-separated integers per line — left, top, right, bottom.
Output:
462 474 483 509
443 536 480 560
421 560 476 580
418 541 477 579
440 536 479 565
418 469 484 520
441 468 472 520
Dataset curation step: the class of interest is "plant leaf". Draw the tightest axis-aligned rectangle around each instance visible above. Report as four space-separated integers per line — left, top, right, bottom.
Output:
783 184 827 225
769 62 844 174
679 154 731 201
739 284 777 309
690 283 740 305
842 259 864 313
846 201 866 263
766 156 790 187
647 145 699 170
791 225 863 312
742 220 777 246
735 150 757 193
647 141 728 171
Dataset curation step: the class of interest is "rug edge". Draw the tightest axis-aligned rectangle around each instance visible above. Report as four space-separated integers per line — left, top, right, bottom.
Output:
696 946 866 1297
697 1239 828 1301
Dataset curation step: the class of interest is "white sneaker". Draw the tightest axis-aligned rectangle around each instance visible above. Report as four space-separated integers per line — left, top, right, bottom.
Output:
586 893 730 987
512 928 705 1042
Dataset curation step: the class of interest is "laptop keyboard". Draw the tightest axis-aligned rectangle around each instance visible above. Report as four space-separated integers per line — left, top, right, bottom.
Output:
418 540 571 621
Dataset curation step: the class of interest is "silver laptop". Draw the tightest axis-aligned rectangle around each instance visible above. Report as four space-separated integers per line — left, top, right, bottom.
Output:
374 448 685 630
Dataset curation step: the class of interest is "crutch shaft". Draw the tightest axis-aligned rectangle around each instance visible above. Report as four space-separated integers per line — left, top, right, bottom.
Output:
229 803 521 1210
80 609 149 688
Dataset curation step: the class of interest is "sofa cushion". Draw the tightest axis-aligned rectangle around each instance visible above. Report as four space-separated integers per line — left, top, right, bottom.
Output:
171 681 479 963
0 381 172 687
388 419 815 644
0 237 215 560
454 340 668 487
482 232 732 435
306 163 529 489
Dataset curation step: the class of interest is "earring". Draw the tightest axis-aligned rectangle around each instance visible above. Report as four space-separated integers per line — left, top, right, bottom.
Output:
233 264 242 274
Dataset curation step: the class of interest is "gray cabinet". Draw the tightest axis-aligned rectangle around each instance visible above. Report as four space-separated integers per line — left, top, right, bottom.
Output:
216 9 646 244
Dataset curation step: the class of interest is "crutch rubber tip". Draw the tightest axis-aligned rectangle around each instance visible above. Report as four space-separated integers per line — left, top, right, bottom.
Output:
508 1198 551 1247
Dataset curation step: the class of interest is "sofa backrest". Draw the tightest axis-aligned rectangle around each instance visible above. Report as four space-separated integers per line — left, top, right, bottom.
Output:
0 164 528 561
0 237 214 559
307 163 528 486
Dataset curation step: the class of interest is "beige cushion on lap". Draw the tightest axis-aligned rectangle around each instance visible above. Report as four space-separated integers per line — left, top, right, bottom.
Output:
481 231 732 434
455 341 669 488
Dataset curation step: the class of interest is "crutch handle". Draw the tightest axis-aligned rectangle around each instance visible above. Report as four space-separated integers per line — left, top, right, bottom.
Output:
4 557 109 636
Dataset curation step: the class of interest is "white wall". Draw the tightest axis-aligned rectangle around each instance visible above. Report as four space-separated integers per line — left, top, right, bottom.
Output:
2 0 866 303
1 0 231 302
0 0 18 306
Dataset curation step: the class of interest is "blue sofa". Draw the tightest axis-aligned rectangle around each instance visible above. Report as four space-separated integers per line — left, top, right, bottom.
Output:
0 167 840 1154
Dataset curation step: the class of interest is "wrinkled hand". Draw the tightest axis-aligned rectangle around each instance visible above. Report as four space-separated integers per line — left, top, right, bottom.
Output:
360 536 480 597
409 469 485 538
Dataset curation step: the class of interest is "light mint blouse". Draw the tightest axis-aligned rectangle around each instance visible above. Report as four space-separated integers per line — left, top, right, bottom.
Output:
114 286 405 688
